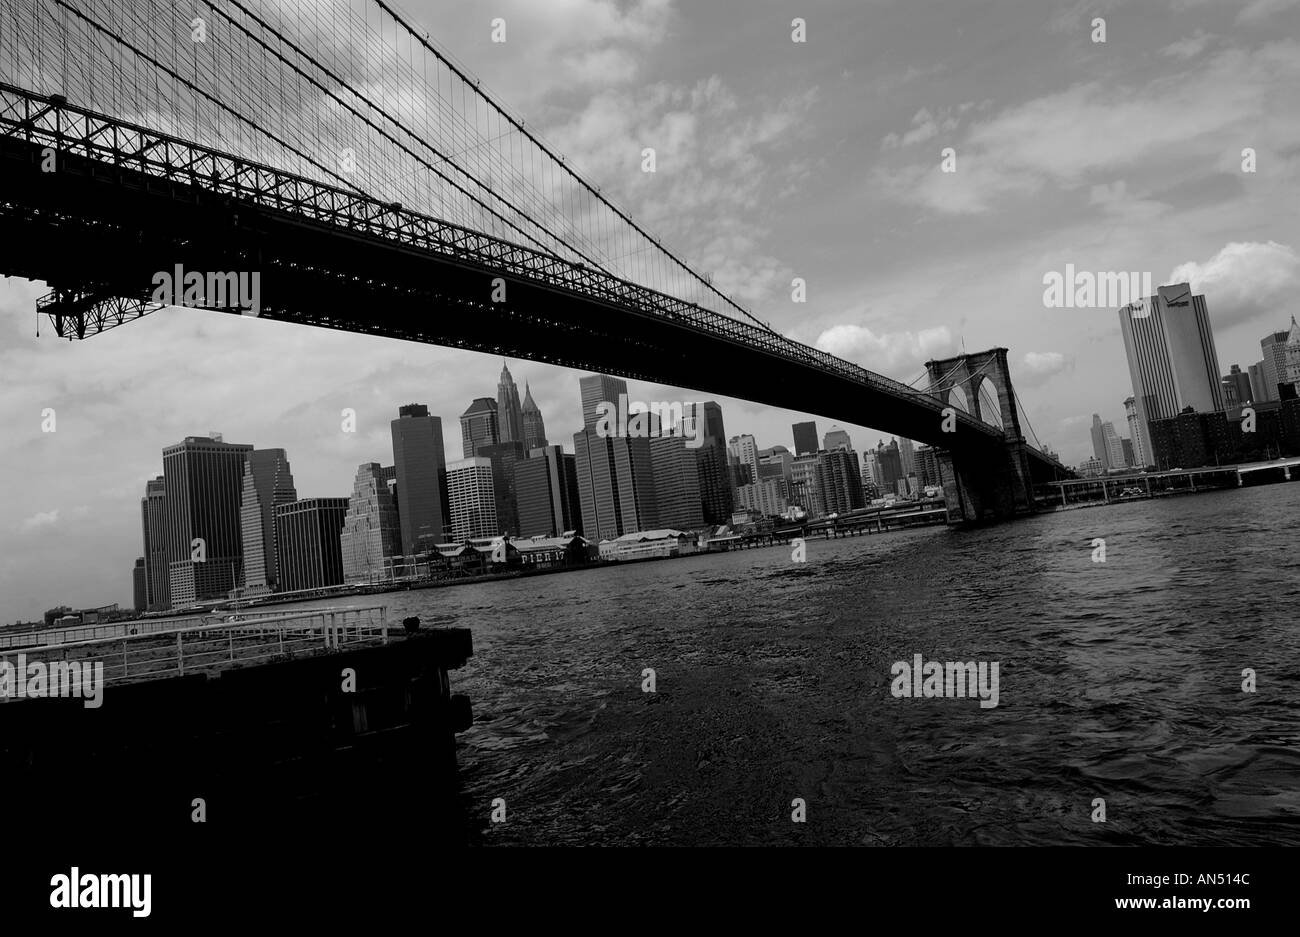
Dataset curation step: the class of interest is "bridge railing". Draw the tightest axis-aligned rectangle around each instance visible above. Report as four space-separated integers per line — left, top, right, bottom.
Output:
0 82 1000 439
0 605 389 694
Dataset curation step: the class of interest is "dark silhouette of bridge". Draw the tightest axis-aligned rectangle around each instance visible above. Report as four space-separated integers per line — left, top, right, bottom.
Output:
0 0 1072 522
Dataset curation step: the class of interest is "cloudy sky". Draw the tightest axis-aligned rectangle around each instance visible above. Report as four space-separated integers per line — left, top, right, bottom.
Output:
2 0 1299 621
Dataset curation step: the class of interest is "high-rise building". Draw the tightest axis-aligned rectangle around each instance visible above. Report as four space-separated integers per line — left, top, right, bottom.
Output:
497 362 526 445
757 445 793 483
727 434 758 483
521 383 548 451
695 401 732 525
1249 360 1274 403
459 397 499 459
823 427 852 452
341 463 403 584
1090 414 1110 471
736 477 788 518
914 446 941 489
573 430 658 542
1260 317 1300 399
898 437 916 477
162 435 253 607
132 557 146 614
515 445 582 537
789 453 823 516
1226 364 1254 407
1121 437 1135 468
816 449 864 514
473 440 525 535
390 404 450 555
875 439 903 492
1101 420 1126 470
791 421 819 456
274 498 348 592
1123 397 1149 468
579 374 627 430
446 457 499 541
140 476 168 611
1118 282 1225 465
650 433 705 531
238 449 297 594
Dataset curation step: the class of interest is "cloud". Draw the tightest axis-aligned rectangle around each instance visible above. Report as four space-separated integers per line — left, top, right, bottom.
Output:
1018 351 1071 387
19 510 59 532
1237 0 1300 24
1166 241 1300 328
813 324 958 375
1161 31 1214 59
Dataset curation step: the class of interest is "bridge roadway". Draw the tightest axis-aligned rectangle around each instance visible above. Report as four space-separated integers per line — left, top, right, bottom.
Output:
0 83 1062 468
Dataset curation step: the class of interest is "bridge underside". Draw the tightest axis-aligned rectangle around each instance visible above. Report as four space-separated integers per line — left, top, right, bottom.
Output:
0 120 1067 523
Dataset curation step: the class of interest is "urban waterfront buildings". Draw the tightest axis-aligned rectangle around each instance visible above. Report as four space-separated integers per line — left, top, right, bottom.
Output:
274 498 348 592
446 457 499 542
497 363 526 446
161 434 254 606
459 397 499 458
1117 282 1225 464
573 374 659 542
140 476 168 611
390 404 450 555
238 448 297 595
515 445 582 537
1260 317 1300 401
792 421 818 456
521 383 548 450
650 433 705 531
816 448 864 515
340 463 403 584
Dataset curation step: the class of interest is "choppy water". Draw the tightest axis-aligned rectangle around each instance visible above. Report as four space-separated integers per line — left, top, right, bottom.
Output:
303 483 1300 845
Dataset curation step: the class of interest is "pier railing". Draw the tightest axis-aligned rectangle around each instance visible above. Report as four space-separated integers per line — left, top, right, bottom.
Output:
0 605 389 692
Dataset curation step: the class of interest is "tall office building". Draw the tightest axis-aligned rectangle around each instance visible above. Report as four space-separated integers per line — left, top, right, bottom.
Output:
521 383 548 450
459 398 499 459
1226 364 1254 407
340 463 402 583
898 437 916 477
140 476 168 610
515 445 582 537
446 457 500 541
1090 414 1109 470
274 498 348 592
162 434 254 607
792 421 819 456
695 401 732 525
914 446 940 489
789 453 823 516
1260 317 1300 399
1123 397 1149 468
497 362 526 445
573 429 658 542
474 440 525 535
1121 438 1135 467
736 478 788 518
390 404 450 556
875 439 903 492
727 434 758 479
823 427 852 452
816 449 864 514
757 446 793 483
1249 360 1274 403
238 448 297 594
1102 421 1126 469
579 374 628 430
650 433 705 531
132 557 146 614
1118 282 1225 466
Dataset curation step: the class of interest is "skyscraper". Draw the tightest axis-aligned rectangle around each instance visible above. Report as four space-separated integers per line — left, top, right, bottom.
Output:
650 433 705 531
239 448 297 594
390 404 450 556
515 445 582 537
446 457 499 541
497 362 526 445
521 383 548 450
1123 397 1149 469
132 557 146 614
1226 364 1254 407
790 453 823 516
816 449 864 514
1101 421 1126 470
579 374 627 430
140 476 168 611
792 421 819 456
573 374 659 539
1090 414 1109 470
473 440 525 535
274 498 348 592
1118 282 1225 465
459 398 499 459
1249 360 1275 403
1260 317 1300 399
695 401 732 525
823 427 852 452
727 434 758 480
340 463 403 583
875 439 903 492
898 437 916 477
162 434 254 606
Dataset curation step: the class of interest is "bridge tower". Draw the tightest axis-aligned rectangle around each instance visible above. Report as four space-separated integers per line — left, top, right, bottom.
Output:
924 347 1036 523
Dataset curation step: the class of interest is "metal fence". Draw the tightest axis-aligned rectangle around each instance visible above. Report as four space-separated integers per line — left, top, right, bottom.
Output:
0 605 389 694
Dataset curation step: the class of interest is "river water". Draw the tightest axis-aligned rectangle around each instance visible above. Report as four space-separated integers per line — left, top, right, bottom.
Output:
300 483 1300 845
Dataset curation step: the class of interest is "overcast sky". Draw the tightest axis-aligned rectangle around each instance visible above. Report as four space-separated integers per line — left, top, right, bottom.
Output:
2 0 1299 621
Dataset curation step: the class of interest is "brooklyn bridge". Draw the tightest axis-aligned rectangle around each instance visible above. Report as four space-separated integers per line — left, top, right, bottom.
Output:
0 0 1072 522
